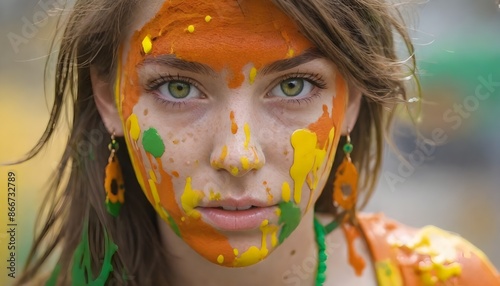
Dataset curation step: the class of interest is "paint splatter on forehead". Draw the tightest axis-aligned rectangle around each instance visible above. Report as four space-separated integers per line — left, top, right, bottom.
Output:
131 0 313 88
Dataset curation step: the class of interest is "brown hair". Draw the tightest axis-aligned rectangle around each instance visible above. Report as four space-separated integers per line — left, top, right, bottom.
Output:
17 0 416 284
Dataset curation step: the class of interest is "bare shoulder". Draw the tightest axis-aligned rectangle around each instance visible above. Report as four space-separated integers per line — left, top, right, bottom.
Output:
358 213 500 286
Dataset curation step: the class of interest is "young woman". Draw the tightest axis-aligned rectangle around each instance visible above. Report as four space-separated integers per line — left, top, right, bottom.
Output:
18 0 500 285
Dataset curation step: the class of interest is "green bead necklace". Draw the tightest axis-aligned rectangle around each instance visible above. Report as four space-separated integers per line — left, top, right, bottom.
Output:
313 217 340 286
48 217 338 286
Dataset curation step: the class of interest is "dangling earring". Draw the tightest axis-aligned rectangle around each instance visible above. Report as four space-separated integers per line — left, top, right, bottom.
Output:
333 131 358 217
104 132 125 217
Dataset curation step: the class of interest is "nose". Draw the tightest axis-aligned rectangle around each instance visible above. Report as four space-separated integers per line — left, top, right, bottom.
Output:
210 110 265 177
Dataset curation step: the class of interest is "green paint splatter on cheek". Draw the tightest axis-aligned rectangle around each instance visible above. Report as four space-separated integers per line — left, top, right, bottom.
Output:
142 128 165 158
278 201 301 244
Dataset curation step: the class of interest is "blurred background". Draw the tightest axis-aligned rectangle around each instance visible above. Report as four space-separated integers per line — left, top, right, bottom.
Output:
0 0 499 285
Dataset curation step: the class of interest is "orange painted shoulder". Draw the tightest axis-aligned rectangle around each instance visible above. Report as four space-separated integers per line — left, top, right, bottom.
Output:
357 213 500 286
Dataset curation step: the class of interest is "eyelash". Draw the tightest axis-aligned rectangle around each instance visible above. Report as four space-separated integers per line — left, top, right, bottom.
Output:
145 74 200 92
270 72 327 105
144 72 328 107
144 74 201 108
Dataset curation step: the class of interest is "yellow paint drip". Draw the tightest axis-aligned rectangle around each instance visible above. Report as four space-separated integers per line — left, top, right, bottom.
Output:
233 249 239 256
235 246 265 267
157 205 171 224
249 67 257 84
149 170 157 182
212 145 228 169
127 113 141 141
187 25 195 33
150 180 171 225
114 57 122 113
142 35 152 54
275 208 281 216
241 156 250 170
290 130 315 204
220 145 228 161
265 187 273 203
234 219 278 267
230 166 239 176
281 182 291 202
289 127 333 211
271 231 278 247
209 190 221 201
148 178 161 205
244 123 251 149
205 15 212 22
217 255 224 264
181 177 204 219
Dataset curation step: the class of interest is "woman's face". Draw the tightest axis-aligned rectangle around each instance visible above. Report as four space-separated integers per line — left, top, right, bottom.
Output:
117 0 347 267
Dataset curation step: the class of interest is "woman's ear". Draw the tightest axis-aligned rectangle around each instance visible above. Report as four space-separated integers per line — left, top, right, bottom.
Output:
90 65 124 136
341 89 362 134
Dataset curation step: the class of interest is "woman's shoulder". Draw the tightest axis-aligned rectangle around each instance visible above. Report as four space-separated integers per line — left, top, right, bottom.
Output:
357 212 500 286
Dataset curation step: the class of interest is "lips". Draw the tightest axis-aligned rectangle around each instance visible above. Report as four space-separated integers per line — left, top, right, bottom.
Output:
196 198 278 231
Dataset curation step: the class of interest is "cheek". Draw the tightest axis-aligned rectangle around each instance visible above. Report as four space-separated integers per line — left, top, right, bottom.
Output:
287 75 348 211
123 106 240 265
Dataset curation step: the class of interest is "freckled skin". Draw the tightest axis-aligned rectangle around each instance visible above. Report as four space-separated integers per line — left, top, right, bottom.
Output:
117 0 348 267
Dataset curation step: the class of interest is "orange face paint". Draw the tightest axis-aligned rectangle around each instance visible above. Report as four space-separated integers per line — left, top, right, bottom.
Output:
292 74 347 212
119 0 317 268
230 111 238 134
122 0 313 118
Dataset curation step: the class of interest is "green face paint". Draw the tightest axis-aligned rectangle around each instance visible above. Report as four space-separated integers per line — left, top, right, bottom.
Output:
278 201 301 244
142 128 166 158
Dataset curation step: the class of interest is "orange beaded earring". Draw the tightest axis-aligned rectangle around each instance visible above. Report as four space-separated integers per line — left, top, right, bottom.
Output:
104 133 125 217
333 131 358 217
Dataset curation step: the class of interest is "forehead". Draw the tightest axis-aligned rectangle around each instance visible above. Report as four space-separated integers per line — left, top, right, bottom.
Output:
126 0 314 87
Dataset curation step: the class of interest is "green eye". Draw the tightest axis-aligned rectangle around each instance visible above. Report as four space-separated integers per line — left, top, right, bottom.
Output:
280 78 304 97
168 81 191 98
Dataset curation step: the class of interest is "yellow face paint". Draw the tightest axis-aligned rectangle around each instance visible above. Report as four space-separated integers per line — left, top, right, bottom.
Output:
240 156 250 170
289 128 331 204
281 182 291 202
243 123 251 149
230 166 239 176
249 67 258 84
217 255 224 264
181 177 204 219
209 190 221 201
142 35 152 54
117 0 349 268
234 219 278 266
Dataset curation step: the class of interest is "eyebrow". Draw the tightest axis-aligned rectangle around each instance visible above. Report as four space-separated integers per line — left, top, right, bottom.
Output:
140 48 323 77
260 48 323 75
141 55 217 77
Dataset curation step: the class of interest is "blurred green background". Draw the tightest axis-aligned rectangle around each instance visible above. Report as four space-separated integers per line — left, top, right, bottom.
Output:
1 0 499 285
